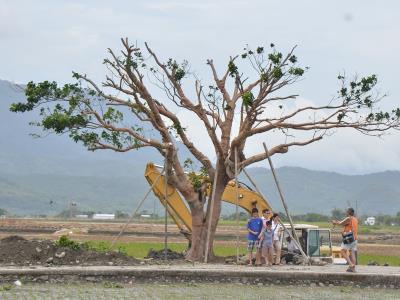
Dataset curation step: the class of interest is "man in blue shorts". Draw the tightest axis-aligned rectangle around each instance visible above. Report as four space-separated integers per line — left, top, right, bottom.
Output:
246 208 263 266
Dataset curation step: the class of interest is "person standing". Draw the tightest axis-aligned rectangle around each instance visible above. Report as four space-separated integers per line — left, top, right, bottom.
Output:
259 220 274 266
255 208 272 265
332 207 358 272
271 213 283 265
246 208 263 266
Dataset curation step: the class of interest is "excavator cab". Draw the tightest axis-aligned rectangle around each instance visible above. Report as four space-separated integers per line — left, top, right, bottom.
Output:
281 225 340 264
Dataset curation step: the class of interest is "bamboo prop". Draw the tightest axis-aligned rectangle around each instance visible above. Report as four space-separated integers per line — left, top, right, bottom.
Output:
234 148 240 264
262 143 301 248
110 167 165 249
164 159 169 260
204 166 219 263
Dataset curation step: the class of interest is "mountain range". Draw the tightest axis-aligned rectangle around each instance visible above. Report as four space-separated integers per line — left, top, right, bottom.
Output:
1 79 399 216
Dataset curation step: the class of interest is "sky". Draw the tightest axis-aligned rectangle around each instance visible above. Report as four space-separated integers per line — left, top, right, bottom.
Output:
1 0 400 174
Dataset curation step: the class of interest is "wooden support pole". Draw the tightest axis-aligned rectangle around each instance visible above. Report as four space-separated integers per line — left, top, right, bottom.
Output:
234 148 240 264
243 168 269 209
262 143 300 246
164 159 168 261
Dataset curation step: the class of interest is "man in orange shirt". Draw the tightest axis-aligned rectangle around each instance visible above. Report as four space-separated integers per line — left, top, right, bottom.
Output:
332 207 358 272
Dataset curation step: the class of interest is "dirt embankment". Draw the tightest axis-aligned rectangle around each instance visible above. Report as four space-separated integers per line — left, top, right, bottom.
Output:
0 236 140 266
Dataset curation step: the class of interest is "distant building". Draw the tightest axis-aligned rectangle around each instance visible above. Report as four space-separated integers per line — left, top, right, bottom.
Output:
364 217 375 226
140 214 151 218
75 214 89 219
92 214 115 220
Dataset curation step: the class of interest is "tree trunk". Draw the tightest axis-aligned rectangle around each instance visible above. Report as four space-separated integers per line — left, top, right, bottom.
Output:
185 167 228 262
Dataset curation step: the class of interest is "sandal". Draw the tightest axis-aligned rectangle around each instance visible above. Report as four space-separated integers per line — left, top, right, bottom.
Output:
346 265 356 273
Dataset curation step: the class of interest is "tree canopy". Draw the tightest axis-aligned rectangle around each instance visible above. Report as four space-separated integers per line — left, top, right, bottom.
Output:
10 38 400 260
11 39 400 178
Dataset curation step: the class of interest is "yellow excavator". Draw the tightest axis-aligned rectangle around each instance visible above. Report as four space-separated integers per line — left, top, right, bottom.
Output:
145 162 341 262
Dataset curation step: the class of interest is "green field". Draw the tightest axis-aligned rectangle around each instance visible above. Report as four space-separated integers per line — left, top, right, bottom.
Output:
87 241 400 266
87 241 244 258
358 254 400 266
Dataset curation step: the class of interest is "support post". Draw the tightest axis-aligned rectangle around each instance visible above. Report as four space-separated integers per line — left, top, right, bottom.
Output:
204 166 218 263
164 159 168 261
262 143 300 246
234 148 240 264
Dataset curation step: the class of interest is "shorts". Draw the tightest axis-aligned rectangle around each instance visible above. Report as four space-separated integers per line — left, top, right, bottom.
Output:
273 240 281 251
261 246 274 258
341 240 357 250
247 240 259 251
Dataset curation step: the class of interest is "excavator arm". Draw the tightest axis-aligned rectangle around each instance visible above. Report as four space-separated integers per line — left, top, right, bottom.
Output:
144 162 273 240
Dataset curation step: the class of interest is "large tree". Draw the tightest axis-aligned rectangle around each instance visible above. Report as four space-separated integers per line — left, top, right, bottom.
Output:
11 38 400 261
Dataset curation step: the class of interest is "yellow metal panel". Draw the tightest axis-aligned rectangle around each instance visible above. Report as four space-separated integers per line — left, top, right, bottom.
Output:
144 163 192 232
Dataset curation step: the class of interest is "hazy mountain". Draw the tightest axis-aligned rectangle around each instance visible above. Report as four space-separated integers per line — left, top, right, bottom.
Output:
1 79 400 216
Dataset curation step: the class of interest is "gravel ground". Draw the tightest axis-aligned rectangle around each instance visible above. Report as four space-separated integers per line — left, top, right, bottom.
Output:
0 283 399 300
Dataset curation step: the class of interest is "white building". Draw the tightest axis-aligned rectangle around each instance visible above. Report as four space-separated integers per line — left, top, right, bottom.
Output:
364 217 376 226
75 214 89 219
92 214 115 220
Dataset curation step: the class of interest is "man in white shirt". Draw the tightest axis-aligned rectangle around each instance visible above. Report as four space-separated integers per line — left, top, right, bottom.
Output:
287 236 299 253
271 213 283 265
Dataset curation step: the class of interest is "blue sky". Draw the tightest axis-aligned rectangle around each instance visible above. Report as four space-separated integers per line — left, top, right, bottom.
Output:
1 0 400 174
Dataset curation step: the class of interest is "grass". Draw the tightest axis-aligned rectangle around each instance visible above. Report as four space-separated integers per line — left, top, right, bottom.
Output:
86 241 247 259
86 240 400 266
358 254 400 266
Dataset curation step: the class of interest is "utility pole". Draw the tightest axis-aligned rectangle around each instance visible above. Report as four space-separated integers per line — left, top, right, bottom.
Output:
69 201 77 219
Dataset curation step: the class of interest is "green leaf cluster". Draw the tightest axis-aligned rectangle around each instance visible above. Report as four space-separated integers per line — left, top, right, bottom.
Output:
339 75 378 107
167 58 187 82
228 61 238 77
42 112 87 133
272 67 283 79
242 91 254 106
168 121 186 135
10 81 82 113
70 131 99 148
288 67 304 76
338 74 400 123
187 171 209 191
268 52 282 64
103 107 124 123
55 235 81 250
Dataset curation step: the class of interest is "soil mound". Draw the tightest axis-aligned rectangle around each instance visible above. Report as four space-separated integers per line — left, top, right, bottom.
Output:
0 235 139 266
146 248 184 260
